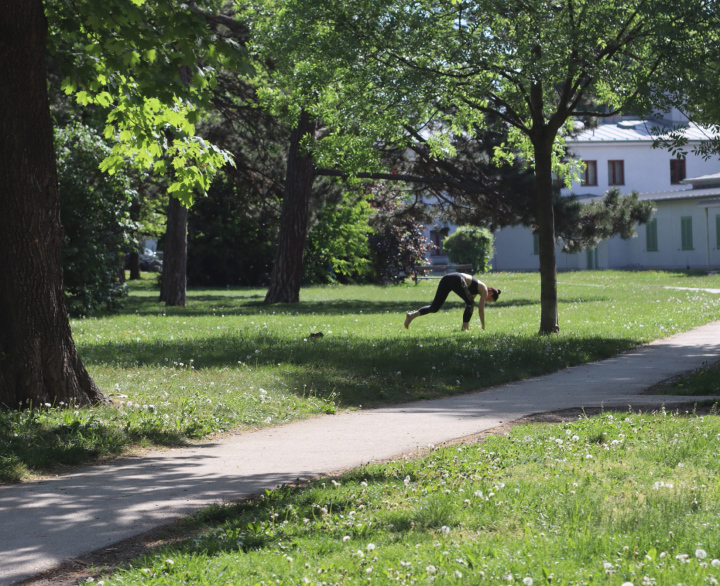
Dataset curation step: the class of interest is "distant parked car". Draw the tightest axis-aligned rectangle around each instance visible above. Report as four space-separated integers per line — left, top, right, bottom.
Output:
126 249 163 273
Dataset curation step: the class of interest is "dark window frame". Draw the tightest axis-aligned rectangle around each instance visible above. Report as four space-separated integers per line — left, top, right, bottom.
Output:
670 159 686 185
608 160 625 186
583 160 598 186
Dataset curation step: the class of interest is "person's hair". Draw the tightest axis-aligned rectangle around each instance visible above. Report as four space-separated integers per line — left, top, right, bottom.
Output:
488 287 501 302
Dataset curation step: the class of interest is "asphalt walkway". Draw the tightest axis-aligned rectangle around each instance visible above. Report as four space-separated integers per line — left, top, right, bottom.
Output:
2 319 720 585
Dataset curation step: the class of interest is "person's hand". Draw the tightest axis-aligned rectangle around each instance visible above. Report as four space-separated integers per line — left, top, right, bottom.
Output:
461 322 469 331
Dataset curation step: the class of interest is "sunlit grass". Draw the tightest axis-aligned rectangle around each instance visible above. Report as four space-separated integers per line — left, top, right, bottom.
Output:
86 409 720 586
2 270 719 483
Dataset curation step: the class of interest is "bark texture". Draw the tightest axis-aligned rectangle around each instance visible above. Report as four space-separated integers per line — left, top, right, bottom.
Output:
159 196 188 306
264 111 317 304
533 134 560 334
0 1 106 409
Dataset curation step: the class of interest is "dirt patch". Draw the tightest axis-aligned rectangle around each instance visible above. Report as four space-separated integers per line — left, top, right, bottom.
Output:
16 404 717 586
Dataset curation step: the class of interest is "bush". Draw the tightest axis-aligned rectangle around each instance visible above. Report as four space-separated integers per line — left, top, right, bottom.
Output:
368 199 434 283
55 123 136 316
304 194 374 284
187 179 278 286
442 226 495 274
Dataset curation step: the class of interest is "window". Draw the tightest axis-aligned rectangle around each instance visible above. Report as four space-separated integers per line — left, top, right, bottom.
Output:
670 159 686 184
429 230 445 256
608 160 624 185
681 216 693 250
586 247 599 269
646 218 658 252
533 233 539 255
582 161 598 186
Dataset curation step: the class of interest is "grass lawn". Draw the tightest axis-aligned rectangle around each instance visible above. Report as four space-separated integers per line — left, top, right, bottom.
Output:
1 270 720 483
79 409 720 586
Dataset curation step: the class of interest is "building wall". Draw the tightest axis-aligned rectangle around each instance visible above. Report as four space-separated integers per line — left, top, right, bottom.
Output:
491 225 583 272
425 134 720 272
564 143 720 196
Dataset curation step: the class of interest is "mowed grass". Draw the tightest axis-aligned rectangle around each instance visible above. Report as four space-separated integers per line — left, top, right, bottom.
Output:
1 270 720 483
83 409 720 586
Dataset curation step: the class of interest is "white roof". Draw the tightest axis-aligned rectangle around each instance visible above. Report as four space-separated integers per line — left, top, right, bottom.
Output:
680 172 720 187
574 185 720 204
569 120 716 144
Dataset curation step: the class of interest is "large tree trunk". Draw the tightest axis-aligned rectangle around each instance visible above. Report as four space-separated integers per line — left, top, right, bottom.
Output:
159 196 187 306
533 135 560 334
0 1 106 409
264 111 317 304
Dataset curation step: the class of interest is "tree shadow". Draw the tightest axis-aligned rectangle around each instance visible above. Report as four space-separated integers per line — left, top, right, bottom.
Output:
79 330 644 409
115 294 602 318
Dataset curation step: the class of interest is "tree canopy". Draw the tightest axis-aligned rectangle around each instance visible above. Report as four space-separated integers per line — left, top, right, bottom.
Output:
253 0 712 332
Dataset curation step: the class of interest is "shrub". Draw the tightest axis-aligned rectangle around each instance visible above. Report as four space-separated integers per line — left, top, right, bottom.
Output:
187 179 278 286
55 123 136 316
442 225 495 274
304 194 374 284
368 199 434 283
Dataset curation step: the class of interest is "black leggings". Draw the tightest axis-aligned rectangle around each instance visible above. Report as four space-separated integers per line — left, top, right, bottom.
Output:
418 273 475 323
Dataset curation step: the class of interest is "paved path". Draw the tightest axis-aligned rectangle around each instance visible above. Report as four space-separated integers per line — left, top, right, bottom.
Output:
2 320 720 585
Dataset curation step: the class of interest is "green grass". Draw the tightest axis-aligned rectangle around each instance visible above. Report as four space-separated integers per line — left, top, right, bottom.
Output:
655 361 720 397
81 409 720 585
2 270 720 483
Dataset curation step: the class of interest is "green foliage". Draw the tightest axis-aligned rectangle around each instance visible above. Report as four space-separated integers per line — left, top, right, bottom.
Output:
557 189 656 253
46 0 251 205
367 197 434 283
55 123 137 316
187 178 278 286
442 226 495 275
304 193 374 284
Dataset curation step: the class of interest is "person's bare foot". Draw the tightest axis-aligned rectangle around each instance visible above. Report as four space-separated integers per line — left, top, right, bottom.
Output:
404 312 413 329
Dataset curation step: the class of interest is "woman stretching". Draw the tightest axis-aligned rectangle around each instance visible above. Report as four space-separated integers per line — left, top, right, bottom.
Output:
404 273 501 331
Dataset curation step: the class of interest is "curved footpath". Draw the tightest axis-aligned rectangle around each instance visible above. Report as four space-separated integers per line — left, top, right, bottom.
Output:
3 318 720 585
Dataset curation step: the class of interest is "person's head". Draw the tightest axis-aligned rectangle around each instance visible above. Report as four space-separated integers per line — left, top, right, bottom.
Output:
487 287 501 302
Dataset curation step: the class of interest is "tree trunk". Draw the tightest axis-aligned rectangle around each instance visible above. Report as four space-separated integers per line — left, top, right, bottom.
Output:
533 135 560 334
264 111 317 304
128 251 141 280
159 196 187 306
128 197 141 280
0 1 106 409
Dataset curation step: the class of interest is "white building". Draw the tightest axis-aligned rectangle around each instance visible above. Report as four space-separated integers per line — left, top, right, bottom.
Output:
488 113 720 271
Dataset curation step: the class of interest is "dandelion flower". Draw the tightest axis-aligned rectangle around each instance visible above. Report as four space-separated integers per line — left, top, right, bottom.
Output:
455 570 464 579
366 543 376 551
343 536 350 542
441 526 450 534
523 578 534 586
696 549 708 559
711 559 720 567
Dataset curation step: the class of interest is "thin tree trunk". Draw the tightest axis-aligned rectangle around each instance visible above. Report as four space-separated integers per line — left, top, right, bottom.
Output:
0 1 106 409
129 197 141 280
265 111 317 304
129 251 141 280
159 196 187 306
534 135 560 334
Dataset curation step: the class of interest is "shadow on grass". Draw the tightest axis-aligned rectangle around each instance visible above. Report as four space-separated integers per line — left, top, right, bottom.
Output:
115 295 600 318
79 330 643 408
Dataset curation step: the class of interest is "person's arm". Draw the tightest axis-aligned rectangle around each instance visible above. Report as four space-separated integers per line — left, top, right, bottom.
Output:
478 289 488 330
